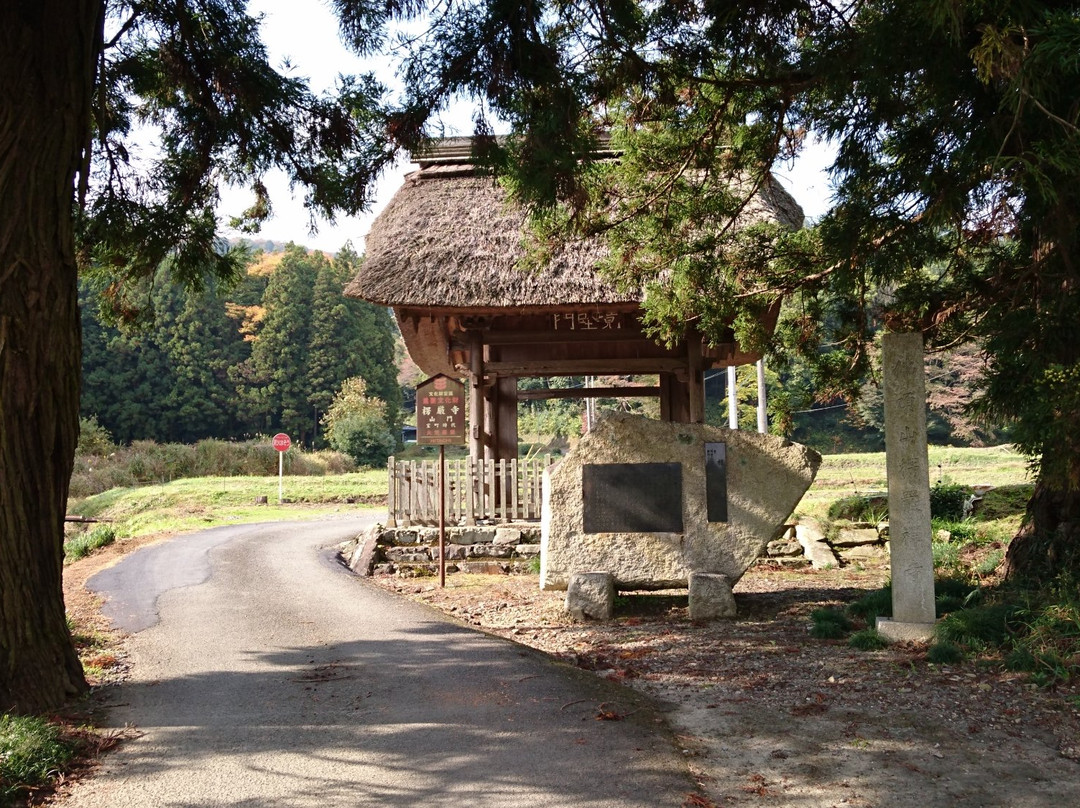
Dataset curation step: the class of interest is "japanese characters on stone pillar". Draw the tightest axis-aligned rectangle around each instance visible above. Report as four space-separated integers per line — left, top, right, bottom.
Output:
878 332 937 641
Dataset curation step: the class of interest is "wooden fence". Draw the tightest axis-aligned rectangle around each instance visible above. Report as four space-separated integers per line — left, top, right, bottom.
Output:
386 456 555 527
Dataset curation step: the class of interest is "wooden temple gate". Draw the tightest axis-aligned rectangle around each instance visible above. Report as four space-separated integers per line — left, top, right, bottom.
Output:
346 138 803 522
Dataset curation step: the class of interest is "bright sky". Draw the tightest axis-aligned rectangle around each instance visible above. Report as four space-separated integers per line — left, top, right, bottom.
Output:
218 0 835 253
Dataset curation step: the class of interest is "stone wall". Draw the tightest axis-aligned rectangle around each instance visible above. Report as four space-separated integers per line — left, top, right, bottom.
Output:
540 413 821 591
340 523 541 578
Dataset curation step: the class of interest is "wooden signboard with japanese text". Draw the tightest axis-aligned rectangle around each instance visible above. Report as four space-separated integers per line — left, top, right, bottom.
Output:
416 374 467 445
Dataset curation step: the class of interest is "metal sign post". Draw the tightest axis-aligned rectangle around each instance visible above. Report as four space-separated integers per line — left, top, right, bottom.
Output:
272 433 291 504
415 375 467 587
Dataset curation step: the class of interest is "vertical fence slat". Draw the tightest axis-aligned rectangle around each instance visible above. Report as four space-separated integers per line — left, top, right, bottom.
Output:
465 456 476 525
393 453 401 529
510 458 519 521
418 460 427 525
497 458 507 523
426 460 435 526
401 460 408 529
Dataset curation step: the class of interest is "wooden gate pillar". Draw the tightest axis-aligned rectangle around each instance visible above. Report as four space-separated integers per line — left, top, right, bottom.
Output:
469 332 485 461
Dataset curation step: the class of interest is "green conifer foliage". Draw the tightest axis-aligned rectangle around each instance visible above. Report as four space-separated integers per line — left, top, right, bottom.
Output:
240 245 319 442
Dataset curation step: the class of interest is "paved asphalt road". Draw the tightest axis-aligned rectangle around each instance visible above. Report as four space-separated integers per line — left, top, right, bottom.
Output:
67 517 694 807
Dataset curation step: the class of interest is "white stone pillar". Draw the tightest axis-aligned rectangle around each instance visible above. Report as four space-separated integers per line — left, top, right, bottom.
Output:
756 359 767 434
878 332 937 641
727 366 738 429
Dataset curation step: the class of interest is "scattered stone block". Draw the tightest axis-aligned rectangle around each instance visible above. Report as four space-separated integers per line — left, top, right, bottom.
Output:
832 527 882 547
385 547 431 562
836 544 889 563
494 527 522 545
794 522 839 569
514 544 541 557
448 527 492 545
688 572 737 620
766 538 803 557
348 525 380 576
387 529 419 546
566 572 614 620
461 561 507 575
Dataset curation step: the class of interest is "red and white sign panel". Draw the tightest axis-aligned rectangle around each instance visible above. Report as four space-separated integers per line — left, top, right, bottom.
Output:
415 375 466 445
272 433 292 452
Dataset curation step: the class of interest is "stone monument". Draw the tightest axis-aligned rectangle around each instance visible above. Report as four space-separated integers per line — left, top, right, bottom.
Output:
877 332 937 641
541 413 821 619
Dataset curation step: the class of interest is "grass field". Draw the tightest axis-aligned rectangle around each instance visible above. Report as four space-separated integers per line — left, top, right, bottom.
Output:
799 444 1031 517
65 445 1033 547
67 471 386 542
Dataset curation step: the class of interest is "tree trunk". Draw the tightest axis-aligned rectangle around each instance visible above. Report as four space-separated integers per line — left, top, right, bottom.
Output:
1004 475 1080 588
0 1 102 713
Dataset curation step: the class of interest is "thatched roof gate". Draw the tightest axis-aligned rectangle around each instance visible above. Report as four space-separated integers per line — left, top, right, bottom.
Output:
346 138 803 461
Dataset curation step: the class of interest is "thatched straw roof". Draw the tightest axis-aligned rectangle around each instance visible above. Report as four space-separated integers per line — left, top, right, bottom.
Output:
347 148 804 310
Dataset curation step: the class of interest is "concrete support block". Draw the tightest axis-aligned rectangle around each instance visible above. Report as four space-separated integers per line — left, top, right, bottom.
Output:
688 572 737 620
565 572 615 620
882 332 937 628
876 617 936 643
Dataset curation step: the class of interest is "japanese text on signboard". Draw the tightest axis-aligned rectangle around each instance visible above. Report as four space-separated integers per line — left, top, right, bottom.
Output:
416 375 466 445
552 311 623 331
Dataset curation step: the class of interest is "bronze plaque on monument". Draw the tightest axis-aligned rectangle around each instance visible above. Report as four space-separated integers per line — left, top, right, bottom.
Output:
582 463 683 533
415 374 466 445
705 442 728 522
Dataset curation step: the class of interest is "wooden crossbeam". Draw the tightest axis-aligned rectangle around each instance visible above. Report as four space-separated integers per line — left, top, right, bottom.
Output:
485 358 686 376
517 386 661 400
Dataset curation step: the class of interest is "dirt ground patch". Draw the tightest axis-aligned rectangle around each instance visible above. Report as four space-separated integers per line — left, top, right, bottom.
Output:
369 564 1080 807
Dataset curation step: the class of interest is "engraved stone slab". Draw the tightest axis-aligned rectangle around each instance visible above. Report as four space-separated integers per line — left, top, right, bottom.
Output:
541 413 822 591
582 463 683 533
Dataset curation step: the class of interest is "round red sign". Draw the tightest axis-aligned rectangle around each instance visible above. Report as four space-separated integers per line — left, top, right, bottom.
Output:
272 433 291 452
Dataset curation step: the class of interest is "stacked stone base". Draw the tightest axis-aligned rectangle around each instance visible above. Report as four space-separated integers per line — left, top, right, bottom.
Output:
340 523 542 579
757 520 892 570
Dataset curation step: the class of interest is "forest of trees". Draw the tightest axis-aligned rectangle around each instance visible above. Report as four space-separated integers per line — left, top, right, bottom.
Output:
81 243 400 448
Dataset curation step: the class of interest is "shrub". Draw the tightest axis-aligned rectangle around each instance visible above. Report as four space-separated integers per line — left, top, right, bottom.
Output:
70 438 357 499
974 484 1034 521
0 715 75 805
932 539 962 575
975 550 1005 578
77 416 114 456
848 629 889 650
1006 589 1080 686
848 585 893 624
929 482 972 521
64 524 117 562
935 603 1018 649
323 378 395 468
931 518 979 544
935 578 980 616
926 642 965 664
809 607 852 639
827 494 888 522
